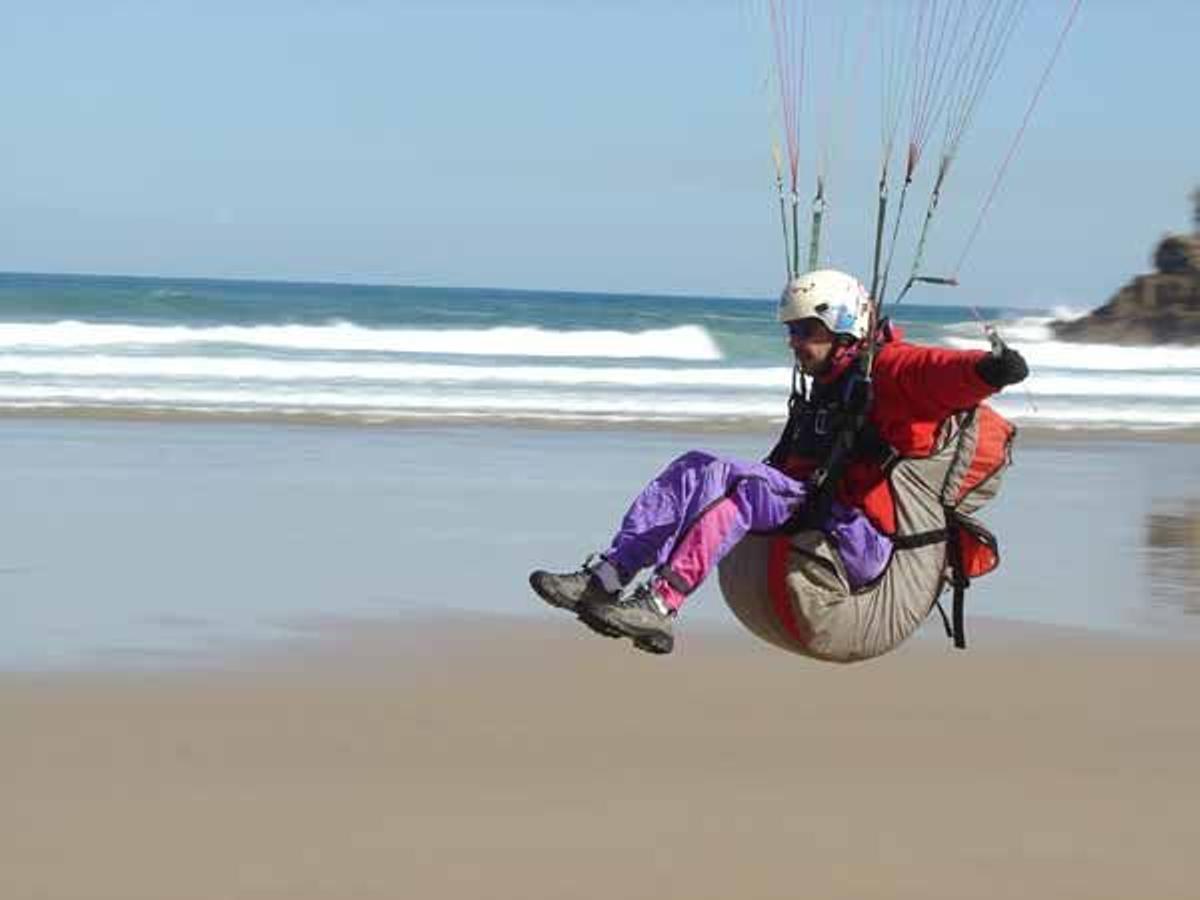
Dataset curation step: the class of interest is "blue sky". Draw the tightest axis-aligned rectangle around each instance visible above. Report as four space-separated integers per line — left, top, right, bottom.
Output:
0 1 1195 309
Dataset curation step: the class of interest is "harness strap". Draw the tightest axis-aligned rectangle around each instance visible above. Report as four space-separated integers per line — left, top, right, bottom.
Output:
945 512 969 649
891 528 947 550
933 597 954 640
952 580 967 649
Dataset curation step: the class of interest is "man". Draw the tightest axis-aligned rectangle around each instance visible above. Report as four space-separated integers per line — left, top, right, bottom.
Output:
529 269 1028 655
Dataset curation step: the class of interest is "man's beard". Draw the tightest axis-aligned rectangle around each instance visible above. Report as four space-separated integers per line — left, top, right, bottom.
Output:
795 353 831 377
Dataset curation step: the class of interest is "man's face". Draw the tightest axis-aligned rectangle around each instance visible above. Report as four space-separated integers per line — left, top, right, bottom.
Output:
786 318 836 375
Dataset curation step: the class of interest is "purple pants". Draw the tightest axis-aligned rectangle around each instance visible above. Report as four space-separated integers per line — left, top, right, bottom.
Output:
603 451 893 610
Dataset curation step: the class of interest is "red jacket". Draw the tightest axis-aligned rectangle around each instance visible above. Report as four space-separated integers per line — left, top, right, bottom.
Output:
784 340 996 534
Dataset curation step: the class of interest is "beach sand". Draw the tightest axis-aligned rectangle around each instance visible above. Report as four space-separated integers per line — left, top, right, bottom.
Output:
3 416 1199 898
4 613 1199 900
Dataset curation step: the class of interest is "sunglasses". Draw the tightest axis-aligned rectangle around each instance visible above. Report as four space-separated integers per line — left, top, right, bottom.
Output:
785 319 826 340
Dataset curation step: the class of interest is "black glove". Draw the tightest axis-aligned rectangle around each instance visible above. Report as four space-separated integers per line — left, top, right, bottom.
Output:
976 346 1028 388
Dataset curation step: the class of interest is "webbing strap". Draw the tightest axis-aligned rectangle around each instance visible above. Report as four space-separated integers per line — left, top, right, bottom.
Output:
933 598 953 639
892 528 947 550
946 512 968 649
952 579 967 650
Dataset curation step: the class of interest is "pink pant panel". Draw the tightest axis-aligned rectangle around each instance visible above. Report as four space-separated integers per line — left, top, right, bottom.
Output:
656 497 740 610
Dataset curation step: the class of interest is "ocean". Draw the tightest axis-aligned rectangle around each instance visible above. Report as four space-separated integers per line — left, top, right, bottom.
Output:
0 271 1198 430
2 272 1198 668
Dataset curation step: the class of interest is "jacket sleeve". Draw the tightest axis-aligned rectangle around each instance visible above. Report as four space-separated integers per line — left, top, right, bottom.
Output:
875 342 996 421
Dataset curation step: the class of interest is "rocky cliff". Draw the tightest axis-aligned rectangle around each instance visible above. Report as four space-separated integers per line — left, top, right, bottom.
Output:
1051 234 1200 345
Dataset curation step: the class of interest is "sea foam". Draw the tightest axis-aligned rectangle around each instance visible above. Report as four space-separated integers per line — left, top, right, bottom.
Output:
0 321 723 361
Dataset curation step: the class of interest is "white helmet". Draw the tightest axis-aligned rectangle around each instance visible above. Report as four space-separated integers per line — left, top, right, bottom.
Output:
777 269 872 340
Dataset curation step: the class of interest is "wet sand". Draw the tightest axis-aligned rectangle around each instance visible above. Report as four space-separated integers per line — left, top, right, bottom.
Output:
4 417 1199 671
3 613 1199 900
4 404 1200 444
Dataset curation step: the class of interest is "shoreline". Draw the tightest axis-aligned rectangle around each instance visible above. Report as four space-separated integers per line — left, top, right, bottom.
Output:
14 606 1200 678
3 406 1200 444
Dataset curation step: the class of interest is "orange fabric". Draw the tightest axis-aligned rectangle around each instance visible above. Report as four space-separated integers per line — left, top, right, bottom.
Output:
955 405 1016 504
959 529 999 578
834 467 893 533
768 535 811 645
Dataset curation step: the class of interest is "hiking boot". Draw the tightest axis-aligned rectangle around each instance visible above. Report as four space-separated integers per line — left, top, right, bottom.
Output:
529 563 618 613
579 583 675 655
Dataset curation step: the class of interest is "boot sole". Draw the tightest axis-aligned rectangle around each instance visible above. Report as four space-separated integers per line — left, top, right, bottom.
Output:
528 572 580 612
576 608 673 656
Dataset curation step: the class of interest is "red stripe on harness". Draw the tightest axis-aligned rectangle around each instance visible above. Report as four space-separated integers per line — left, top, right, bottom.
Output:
768 535 811 646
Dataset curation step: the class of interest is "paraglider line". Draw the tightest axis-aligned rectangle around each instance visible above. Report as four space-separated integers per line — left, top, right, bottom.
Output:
955 0 1084 276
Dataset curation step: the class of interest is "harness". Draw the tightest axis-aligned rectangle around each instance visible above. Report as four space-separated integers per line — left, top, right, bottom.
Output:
766 336 1013 650
767 342 892 531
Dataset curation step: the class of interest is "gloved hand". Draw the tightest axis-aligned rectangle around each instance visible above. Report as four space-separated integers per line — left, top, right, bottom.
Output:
976 345 1028 388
